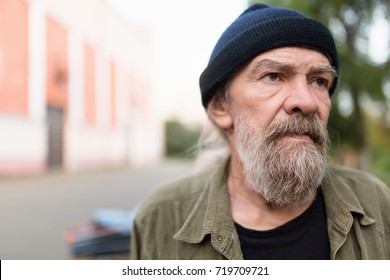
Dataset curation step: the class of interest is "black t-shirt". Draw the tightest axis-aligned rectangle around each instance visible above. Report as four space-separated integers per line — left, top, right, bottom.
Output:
235 190 330 260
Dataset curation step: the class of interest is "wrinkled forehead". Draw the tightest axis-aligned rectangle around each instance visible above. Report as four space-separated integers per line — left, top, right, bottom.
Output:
250 46 332 66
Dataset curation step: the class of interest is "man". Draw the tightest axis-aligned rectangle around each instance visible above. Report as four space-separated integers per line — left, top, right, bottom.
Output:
131 3 390 259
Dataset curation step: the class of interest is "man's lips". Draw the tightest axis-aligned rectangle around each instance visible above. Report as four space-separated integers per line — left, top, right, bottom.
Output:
270 132 314 143
285 134 313 142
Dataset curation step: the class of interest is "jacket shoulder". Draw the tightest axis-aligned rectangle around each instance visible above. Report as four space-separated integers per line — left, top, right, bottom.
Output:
135 171 211 220
327 164 390 216
328 164 389 192
131 171 214 259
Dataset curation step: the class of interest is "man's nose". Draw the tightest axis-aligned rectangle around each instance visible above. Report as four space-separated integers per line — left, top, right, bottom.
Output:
283 78 320 116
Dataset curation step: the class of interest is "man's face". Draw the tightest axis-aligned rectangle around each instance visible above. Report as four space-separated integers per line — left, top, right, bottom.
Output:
223 47 336 207
226 46 334 133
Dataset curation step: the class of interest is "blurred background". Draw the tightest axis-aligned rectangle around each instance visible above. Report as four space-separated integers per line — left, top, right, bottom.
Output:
0 0 389 259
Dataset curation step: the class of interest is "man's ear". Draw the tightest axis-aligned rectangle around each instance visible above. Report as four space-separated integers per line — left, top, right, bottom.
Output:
207 95 233 130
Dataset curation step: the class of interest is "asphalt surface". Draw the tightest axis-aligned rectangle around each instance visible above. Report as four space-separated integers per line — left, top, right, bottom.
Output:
0 159 195 259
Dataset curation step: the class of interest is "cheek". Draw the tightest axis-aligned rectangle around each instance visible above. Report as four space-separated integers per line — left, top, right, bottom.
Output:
232 105 278 133
228 82 285 128
319 100 331 125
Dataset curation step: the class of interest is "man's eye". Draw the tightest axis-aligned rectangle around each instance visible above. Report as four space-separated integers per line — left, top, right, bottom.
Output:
264 73 281 81
315 78 329 88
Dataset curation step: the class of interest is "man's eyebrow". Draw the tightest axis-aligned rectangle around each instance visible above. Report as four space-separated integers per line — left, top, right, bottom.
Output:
248 59 338 80
250 59 285 71
248 59 285 79
311 65 338 79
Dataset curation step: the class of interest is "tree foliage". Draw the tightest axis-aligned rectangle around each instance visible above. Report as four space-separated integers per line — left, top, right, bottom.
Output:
250 0 390 169
165 119 201 158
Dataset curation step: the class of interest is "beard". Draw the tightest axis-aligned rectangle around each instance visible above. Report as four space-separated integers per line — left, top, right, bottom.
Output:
235 114 329 208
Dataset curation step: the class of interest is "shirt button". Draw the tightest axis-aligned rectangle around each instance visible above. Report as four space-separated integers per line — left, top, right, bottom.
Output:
337 215 349 224
216 234 224 242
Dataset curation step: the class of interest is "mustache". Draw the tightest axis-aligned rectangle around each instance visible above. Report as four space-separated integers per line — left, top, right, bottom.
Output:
264 115 329 146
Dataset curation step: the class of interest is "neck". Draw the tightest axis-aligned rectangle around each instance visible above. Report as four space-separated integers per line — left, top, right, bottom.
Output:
227 154 316 231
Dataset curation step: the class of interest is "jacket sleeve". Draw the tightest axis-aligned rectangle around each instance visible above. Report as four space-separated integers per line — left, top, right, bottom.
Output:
130 219 141 260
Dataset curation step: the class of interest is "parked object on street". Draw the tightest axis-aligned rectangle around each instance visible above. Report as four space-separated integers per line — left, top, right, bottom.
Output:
65 208 137 259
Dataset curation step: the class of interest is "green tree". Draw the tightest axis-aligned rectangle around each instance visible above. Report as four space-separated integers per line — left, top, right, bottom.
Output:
250 0 390 169
165 119 201 158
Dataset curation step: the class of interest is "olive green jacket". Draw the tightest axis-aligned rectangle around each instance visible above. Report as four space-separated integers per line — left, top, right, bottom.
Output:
131 162 390 259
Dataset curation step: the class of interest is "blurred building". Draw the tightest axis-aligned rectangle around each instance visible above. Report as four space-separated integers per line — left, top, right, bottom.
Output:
0 0 163 176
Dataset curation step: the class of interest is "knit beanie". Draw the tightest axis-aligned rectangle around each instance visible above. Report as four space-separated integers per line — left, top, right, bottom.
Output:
199 3 339 108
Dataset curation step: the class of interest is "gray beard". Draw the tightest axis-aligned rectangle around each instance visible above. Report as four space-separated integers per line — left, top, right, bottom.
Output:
235 114 329 208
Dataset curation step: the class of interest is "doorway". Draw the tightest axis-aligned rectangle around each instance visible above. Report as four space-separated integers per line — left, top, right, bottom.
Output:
47 105 64 168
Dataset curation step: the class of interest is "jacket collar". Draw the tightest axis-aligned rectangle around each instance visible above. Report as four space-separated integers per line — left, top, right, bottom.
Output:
321 165 376 259
322 165 375 230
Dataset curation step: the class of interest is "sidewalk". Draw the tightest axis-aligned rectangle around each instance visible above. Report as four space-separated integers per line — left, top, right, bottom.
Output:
0 159 195 259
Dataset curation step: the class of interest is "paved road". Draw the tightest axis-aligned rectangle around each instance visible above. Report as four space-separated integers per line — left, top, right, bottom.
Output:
0 159 195 259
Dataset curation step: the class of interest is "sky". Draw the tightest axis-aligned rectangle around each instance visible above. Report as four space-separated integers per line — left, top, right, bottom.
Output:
107 0 248 124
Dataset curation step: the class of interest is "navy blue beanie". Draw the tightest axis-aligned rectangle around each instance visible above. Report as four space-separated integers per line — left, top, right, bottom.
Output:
199 3 339 108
